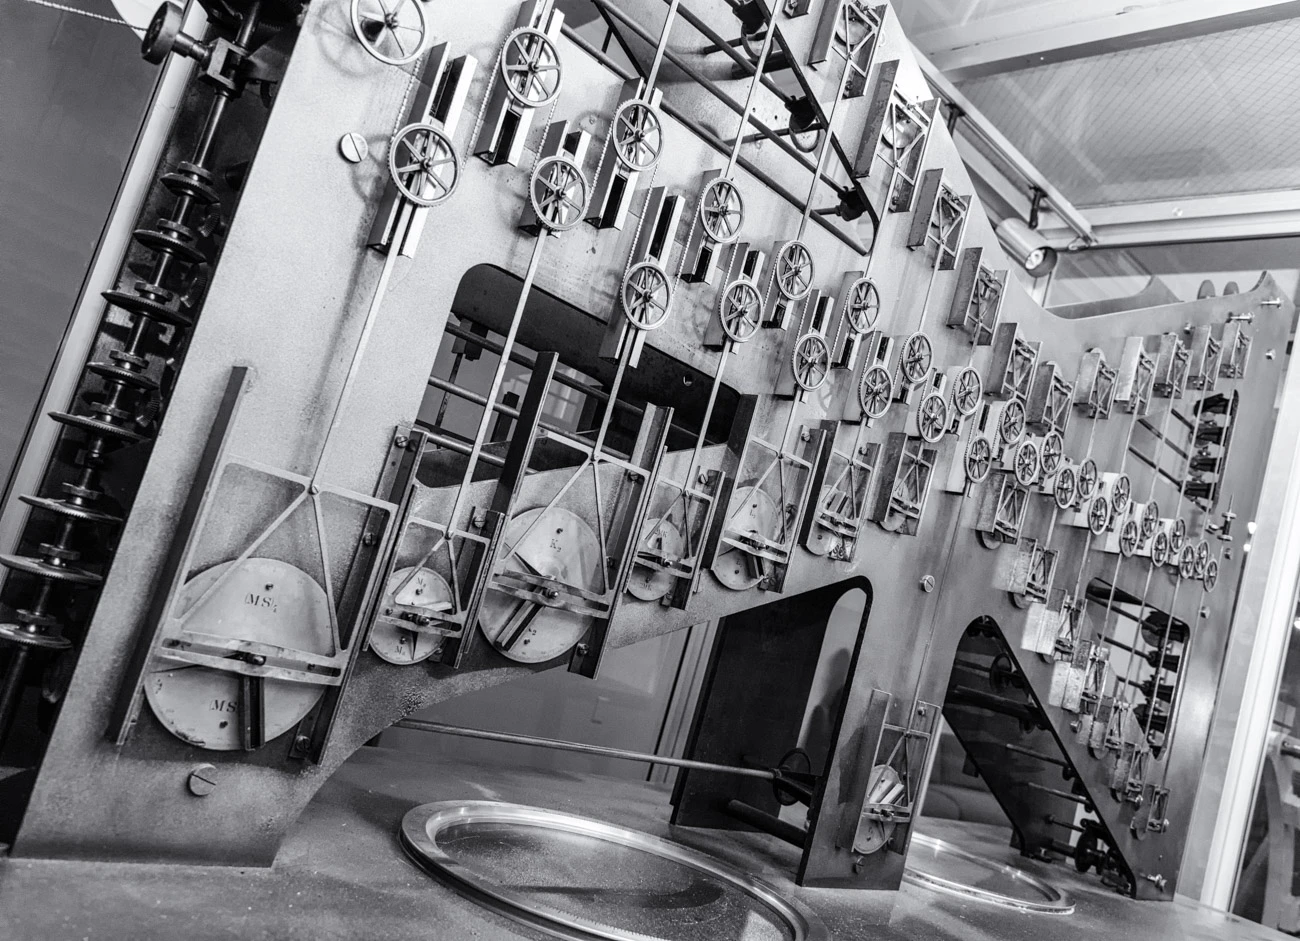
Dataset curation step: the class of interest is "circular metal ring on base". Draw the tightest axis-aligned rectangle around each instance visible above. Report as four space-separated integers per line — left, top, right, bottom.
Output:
903 833 1075 915
400 800 830 941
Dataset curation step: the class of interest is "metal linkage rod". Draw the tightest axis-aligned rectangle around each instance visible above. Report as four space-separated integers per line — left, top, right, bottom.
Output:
395 718 776 781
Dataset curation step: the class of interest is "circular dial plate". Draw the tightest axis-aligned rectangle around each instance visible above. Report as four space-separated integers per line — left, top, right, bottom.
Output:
711 486 779 591
626 517 683 602
369 566 452 665
145 558 331 751
856 764 902 855
478 507 602 663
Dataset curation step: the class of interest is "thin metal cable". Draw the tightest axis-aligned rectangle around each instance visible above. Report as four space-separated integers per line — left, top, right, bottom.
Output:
20 0 145 28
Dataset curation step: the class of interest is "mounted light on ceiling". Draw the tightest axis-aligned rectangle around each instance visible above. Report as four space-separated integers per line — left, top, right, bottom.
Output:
996 187 1058 278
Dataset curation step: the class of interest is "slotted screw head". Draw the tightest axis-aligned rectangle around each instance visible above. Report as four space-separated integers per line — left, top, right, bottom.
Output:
339 132 369 164
187 764 218 797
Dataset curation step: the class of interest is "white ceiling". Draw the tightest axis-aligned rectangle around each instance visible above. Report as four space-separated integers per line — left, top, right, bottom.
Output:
892 0 1300 208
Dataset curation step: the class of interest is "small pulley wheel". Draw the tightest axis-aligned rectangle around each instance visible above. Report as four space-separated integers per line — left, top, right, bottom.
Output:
1151 531 1170 568
1077 459 1099 499
388 123 460 207
1013 440 1039 487
844 278 880 334
1039 431 1064 476
1088 495 1111 535
965 436 993 484
351 0 427 67
500 27 562 108
899 332 932 385
612 99 664 171
1110 474 1132 516
1053 465 1078 509
774 241 815 301
620 261 672 331
1178 544 1198 580
1170 517 1188 552
1203 557 1219 592
1194 539 1210 578
698 177 744 244
718 279 762 344
142 2 183 64
998 399 1026 446
791 333 831 392
859 364 893 420
1141 502 1160 540
916 392 949 444
530 156 589 231
1119 520 1139 558
951 366 982 418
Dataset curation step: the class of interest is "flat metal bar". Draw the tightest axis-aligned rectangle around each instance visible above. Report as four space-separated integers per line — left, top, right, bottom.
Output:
395 718 777 780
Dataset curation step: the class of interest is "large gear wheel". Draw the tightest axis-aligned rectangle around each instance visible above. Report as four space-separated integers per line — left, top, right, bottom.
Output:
1038 431 1064 476
1140 501 1160 540
1119 520 1139 558
1203 557 1219 592
899 332 932 386
388 124 459 207
858 364 893 420
1151 530 1170 568
998 399 1026 447
1013 439 1040 487
1053 465 1078 509
611 99 664 171
1178 544 1197 580
1170 517 1187 553
500 27 563 108
965 435 993 483
1194 539 1210 578
951 366 983 418
620 261 672 331
718 279 762 344
791 333 832 391
698 177 744 244
915 391 949 444
1076 458 1098 500
1110 474 1132 516
1087 495 1111 536
774 241 815 301
529 156 589 231
844 278 880 334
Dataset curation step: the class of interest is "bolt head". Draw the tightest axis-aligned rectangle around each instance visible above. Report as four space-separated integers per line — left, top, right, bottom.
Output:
394 434 410 449
362 533 376 547
187 764 218 797
338 132 369 164
919 574 935 592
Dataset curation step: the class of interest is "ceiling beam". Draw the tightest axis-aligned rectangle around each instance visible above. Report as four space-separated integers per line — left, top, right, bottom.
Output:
1035 190 1300 249
910 0 1300 81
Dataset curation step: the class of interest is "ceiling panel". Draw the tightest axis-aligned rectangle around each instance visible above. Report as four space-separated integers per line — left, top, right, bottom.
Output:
945 16 1300 206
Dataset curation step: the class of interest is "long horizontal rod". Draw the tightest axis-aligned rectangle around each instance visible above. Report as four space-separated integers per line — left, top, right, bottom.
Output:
395 718 777 781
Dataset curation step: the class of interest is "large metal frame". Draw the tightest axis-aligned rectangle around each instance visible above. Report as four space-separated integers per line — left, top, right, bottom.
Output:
0 0 1290 925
